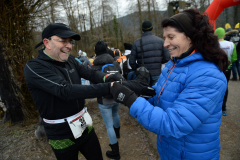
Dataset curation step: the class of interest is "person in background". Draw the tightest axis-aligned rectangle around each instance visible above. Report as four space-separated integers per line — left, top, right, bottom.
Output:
89 55 95 65
113 48 122 61
79 51 92 67
77 50 82 59
91 40 121 159
24 23 123 160
215 27 237 116
129 20 170 86
123 43 133 70
110 9 228 160
224 28 240 81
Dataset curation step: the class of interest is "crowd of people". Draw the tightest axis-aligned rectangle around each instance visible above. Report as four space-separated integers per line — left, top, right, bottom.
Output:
24 7 239 160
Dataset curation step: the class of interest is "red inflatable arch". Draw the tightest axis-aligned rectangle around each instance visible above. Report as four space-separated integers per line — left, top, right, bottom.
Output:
204 0 240 30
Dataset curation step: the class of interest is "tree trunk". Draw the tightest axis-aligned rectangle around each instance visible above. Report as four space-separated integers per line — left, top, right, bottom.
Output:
0 52 24 123
137 0 143 36
147 1 152 22
0 0 41 123
152 0 157 36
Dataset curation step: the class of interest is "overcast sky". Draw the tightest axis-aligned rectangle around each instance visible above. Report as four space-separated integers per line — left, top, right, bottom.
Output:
117 0 167 18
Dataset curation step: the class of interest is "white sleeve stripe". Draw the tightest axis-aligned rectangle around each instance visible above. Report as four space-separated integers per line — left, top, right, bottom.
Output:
26 64 65 87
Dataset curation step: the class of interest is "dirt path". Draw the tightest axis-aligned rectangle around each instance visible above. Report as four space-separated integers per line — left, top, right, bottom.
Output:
0 80 240 160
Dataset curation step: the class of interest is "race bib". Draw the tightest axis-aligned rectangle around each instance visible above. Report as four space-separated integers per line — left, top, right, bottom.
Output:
67 108 92 139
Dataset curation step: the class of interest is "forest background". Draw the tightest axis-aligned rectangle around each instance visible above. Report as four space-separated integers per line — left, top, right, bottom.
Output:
0 0 239 124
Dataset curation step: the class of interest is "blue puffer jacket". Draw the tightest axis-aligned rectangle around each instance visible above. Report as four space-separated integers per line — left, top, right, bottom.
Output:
129 51 227 160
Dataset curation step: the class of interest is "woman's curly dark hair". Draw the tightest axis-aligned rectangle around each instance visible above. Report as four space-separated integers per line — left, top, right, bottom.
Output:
162 8 229 72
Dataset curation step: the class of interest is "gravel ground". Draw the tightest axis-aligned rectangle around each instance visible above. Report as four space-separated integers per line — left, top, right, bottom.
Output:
0 80 239 160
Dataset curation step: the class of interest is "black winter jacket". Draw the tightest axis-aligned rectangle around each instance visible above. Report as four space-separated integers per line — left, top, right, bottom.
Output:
24 49 111 140
129 31 170 76
92 53 121 105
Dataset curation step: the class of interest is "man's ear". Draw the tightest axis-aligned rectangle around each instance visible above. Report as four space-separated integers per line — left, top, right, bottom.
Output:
43 38 51 50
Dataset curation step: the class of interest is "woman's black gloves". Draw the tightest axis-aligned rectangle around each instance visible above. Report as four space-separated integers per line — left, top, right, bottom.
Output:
111 81 156 108
121 80 156 99
111 82 138 108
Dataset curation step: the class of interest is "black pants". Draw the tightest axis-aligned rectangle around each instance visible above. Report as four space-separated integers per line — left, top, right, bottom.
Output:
52 129 103 160
222 69 231 111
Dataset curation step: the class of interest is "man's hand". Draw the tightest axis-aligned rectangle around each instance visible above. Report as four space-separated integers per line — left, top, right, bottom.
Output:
104 72 124 82
111 82 138 108
121 80 156 99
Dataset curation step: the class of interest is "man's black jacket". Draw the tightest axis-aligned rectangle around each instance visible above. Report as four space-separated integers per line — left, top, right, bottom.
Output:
24 49 110 140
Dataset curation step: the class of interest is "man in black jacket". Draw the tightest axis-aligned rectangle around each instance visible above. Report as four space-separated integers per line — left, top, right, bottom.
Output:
24 23 123 160
129 20 170 86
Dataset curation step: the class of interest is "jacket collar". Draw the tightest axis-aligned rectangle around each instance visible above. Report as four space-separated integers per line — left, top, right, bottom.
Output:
172 48 204 66
172 47 194 62
141 31 153 37
37 48 67 66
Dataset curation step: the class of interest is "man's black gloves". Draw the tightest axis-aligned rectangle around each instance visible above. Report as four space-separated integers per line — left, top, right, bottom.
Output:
104 72 124 82
121 80 156 99
111 82 138 108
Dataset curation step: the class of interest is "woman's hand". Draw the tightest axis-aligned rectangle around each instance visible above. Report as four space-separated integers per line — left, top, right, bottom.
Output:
111 82 138 108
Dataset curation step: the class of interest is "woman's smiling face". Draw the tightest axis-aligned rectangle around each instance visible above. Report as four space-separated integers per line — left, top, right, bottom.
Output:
163 26 192 58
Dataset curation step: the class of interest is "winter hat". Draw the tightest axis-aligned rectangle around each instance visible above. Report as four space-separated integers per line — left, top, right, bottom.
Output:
124 43 132 50
214 27 225 39
142 20 153 32
225 28 232 33
35 23 81 49
95 40 107 56
81 52 87 57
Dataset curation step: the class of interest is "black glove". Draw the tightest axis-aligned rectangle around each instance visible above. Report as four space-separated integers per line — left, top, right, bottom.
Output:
111 82 138 108
105 72 124 82
140 87 156 99
121 80 156 99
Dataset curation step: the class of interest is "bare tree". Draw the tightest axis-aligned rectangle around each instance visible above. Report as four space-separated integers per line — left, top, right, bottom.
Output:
0 0 50 123
137 0 143 35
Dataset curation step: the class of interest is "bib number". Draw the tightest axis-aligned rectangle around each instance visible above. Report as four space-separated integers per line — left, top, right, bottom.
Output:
67 108 92 139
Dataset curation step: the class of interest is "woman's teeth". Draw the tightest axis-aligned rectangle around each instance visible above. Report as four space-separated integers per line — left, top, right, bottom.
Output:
169 48 176 52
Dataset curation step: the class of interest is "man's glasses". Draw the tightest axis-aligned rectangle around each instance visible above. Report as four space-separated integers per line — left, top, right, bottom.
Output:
48 38 75 46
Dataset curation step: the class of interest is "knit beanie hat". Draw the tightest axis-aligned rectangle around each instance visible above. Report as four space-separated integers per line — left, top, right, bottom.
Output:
124 43 132 50
142 20 153 32
95 40 107 56
81 52 87 57
214 27 225 39
225 28 232 33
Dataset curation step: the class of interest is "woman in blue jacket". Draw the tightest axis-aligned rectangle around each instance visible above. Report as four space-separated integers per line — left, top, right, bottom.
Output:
110 9 229 160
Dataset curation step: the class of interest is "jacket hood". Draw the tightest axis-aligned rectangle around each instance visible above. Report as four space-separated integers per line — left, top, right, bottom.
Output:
93 53 114 65
225 29 239 36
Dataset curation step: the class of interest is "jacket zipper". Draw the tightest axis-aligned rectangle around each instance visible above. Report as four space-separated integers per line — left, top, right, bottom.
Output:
65 68 80 110
157 62 177 106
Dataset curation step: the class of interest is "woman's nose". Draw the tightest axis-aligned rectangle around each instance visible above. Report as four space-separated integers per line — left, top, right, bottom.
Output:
163 40 169 48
